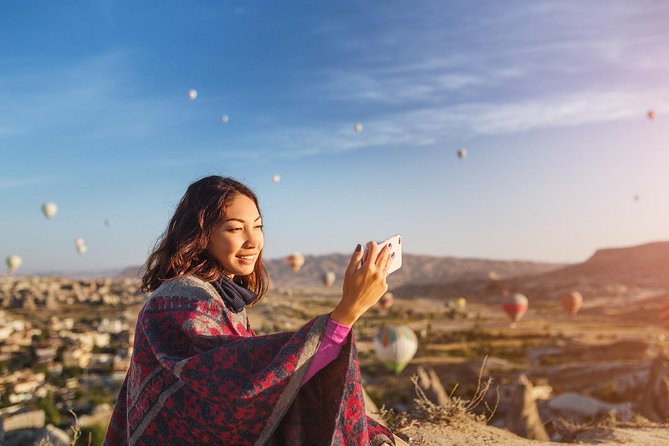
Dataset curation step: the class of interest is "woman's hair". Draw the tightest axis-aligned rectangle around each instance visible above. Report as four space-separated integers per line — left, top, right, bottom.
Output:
141 175 269 301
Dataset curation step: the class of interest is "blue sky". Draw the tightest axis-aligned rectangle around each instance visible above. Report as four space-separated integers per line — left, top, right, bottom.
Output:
1 0 669 274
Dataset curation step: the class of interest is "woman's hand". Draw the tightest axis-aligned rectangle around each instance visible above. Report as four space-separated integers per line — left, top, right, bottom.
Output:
330 241 393 326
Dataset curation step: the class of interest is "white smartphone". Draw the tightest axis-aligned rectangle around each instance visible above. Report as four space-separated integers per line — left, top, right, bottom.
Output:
358 234 403 274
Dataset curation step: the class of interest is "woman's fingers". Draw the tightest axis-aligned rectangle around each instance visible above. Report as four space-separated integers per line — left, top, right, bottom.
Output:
345 243 364 278
361 241 379 269
375 244 391 270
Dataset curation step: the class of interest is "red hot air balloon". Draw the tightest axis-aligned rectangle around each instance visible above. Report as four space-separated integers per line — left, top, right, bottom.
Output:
647 109 656 120
560 291 583 316
659 300 669 329
502 293 528 326
379 292 394 311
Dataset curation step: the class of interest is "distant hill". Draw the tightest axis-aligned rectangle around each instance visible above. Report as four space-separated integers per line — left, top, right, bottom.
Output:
538 240 669 287
264 253 562 290
115 253 563 290
394 241 669 300
116 265 144 279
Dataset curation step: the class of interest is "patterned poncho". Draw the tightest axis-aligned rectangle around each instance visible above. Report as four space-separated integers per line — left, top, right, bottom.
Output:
104 276 395 445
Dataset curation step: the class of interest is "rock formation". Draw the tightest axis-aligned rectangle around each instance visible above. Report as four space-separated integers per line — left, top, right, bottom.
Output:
416 366 451 406
639 353 669 422
504 374 549 441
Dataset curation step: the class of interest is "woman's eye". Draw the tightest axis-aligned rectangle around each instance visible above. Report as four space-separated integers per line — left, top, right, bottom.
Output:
255 225 263 230
227 228 243 232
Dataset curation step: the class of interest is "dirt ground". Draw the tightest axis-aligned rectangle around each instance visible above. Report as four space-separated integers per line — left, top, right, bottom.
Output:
247 287 669 445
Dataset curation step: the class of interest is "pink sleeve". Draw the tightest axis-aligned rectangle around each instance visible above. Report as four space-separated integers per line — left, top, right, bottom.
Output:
302 316 352 385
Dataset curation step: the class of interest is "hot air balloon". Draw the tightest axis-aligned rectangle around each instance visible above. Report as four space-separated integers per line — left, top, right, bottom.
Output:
286 253 304 272
221 114 230 124
659 301 669 329
634 194 640 202
353 122 363 134
647 109 656 120
104 218 112 227
501 293 528 326
379 292 394 311
41 202 58 219
445 297 467 318
75 237 87 254
373 326 418 374
272 174 281 183
560 291 583 316
485 272 506 296
457 148 468 160
188 89 198 101
321 271 336 288
6 255 22 274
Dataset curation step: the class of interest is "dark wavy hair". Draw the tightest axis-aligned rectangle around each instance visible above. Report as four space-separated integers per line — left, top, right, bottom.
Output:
141 176 269 301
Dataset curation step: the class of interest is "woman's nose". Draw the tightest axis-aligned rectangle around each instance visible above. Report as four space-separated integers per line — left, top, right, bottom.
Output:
244 230 261 248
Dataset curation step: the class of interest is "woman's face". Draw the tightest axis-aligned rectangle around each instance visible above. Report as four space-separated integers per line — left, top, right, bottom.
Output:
206 194 264 278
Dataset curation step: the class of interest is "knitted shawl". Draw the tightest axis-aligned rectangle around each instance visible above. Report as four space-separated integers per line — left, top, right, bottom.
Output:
104 276 395 445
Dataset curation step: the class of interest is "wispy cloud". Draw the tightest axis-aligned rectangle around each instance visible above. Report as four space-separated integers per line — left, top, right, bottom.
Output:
249 87 669 159
0 176 59 190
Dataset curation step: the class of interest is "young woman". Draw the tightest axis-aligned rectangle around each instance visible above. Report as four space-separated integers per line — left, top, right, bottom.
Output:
104 176 399 445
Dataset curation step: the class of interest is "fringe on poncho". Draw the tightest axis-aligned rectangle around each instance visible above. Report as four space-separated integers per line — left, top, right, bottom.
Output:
104 276 395 445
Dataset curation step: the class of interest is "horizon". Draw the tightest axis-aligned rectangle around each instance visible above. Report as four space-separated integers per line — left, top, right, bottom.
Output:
7 238 668 278
2 1 669 274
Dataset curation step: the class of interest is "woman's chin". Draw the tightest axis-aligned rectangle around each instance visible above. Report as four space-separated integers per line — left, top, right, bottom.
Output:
228 263 255 277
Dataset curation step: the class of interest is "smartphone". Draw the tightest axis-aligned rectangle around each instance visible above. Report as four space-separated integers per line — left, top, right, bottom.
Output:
358 234 403 274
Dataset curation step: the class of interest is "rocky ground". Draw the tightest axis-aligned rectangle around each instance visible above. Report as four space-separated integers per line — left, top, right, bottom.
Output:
2 273 668 445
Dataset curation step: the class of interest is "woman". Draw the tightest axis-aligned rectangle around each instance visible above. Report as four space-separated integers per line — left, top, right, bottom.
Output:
104 176 398 445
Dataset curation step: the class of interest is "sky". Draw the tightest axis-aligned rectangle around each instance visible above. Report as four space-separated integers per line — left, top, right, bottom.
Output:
1 0 669 274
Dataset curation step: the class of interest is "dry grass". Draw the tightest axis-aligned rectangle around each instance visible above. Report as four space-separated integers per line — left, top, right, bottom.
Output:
379 357 498 434
37 410 91 446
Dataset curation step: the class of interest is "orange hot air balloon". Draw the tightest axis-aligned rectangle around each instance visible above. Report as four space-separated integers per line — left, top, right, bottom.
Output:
501 293 528 325
560 291 583 316
647 109 656 120
286 252 305 272
379 292 394 311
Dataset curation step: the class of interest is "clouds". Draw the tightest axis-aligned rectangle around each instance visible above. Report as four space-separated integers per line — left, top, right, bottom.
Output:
249 86 666 160
0 176 59 191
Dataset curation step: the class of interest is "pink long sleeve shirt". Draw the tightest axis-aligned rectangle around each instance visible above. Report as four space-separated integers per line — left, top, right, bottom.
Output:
302 316 352 384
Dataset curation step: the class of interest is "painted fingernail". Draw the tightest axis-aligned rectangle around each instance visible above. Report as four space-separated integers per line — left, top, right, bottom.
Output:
391 252 396 258
355 244 361 252
388 243 393 249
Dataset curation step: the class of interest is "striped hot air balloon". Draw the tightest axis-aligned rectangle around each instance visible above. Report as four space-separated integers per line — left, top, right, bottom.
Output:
560 291 583 316
502 293 528 326
373 326 418 374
